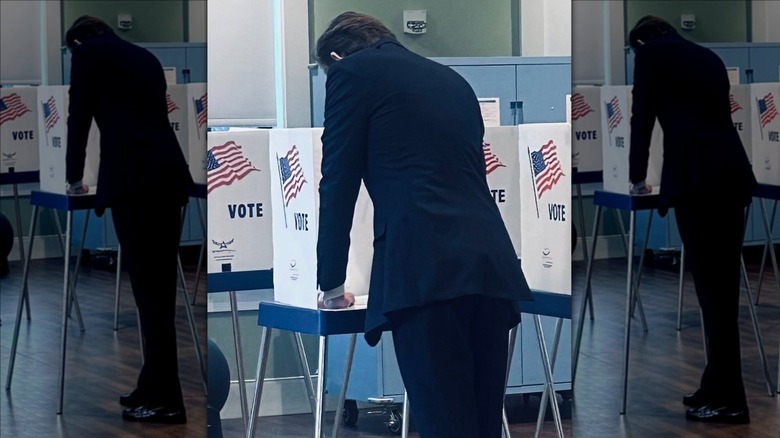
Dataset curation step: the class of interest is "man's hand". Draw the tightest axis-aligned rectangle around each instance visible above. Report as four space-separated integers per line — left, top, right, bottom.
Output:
318 291 356 310
629 182 652 195
66 183 89 195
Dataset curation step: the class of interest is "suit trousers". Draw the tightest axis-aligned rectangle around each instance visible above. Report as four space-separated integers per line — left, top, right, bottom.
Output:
111 193 185 407
388 295 518 438
674 195 748 408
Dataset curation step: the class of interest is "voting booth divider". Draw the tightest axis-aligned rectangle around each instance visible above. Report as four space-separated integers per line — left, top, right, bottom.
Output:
750 82 780 186
1 86 39 183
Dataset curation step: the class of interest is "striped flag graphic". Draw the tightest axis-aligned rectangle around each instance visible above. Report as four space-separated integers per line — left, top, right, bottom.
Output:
207 141 259 194
571 93 595 121
483 141 506 175
0 93 31 125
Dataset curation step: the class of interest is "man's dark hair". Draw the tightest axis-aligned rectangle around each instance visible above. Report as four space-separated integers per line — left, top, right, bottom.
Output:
628 15 677 50
65 15 114 49
314 11 396 72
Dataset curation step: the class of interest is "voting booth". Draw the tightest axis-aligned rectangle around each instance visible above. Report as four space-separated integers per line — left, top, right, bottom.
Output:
600 85 663 194
483 126 522 257
730 84 753 162
570 86 602 178
167 83 207 185
206 129 274 277
37 85 100 194
1 87 39 180
750 82 780 185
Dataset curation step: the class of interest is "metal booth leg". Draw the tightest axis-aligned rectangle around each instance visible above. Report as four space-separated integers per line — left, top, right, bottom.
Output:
56 211 74 414
113 244 122 330
533 315 563 437
401 390 410 438
314 335 327 438
246 326 272 438
575 183 594 320
572 204 602 385
231 291 249 431
755 199 779 304
12 183 31 320
619 211 636 415
676 244 686 330
5 205 39 390
502 325 519 438
740 256 775 396
535 318 563 438
331 333 357 438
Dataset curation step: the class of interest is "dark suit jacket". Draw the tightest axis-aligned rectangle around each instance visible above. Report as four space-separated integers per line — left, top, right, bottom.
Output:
66 33 193 216
629 33 756 214
316 39 533 346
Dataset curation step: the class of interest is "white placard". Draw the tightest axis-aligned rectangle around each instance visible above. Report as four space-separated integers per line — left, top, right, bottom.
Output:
163 67 177 85
478 98 501 127
750 82 780 185
206 129 273 275
570 86 602 174
403 9 427 34
729 84 752 162
187 83 208 184
518 123 571 295
269 128 320 309
483 126 522 257
1 86 39 175
726 67 740 86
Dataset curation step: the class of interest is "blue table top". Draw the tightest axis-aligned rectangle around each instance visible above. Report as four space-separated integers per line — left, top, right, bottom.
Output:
207 270 274 292
29 190 96 211
189 183 207 199
593 190 659 211
572 170 603 185
754 183 780 201
256 290 571 335
0 171 39 185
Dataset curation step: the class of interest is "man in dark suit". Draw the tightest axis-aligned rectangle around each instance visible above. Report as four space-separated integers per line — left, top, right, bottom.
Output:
628 15 757 424
65 16 193 424
314 12 534 437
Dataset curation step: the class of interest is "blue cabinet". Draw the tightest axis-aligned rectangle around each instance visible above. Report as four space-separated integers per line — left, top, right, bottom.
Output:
309 56 572 128
62 43 207 85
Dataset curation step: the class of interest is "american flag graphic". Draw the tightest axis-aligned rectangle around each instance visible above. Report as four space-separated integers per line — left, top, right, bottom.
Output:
206 141 259 194
483 141 505 175
729 94 742 114
530 140 564 200
0 93 31 125
195 93 207 128
605 97 623 133
570 93 595 121
42 97 59 133
279 145 306 206
166 93 179 114
758 93 778 129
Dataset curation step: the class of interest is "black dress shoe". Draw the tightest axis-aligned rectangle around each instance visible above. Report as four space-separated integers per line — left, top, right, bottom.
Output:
119 390 146 408
682 391 710 408
123 404 187 424
685 404 750 424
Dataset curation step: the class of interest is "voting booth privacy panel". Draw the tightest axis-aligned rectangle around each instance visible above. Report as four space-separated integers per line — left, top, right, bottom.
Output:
206 129 274 278
570 86 602 176
167 83 208 185
1 87 39 181
750 82 780 185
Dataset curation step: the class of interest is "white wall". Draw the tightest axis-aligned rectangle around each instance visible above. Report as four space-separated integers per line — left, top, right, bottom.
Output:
752 0 780 42
188 0 207 43
571 0 627 86
521 0 572 56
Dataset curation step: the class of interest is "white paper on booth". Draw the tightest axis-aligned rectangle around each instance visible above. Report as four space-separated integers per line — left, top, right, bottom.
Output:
206 129 273 275
483 126 522 257
1 86 39 174
478 98 501 127
518 123 571 296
